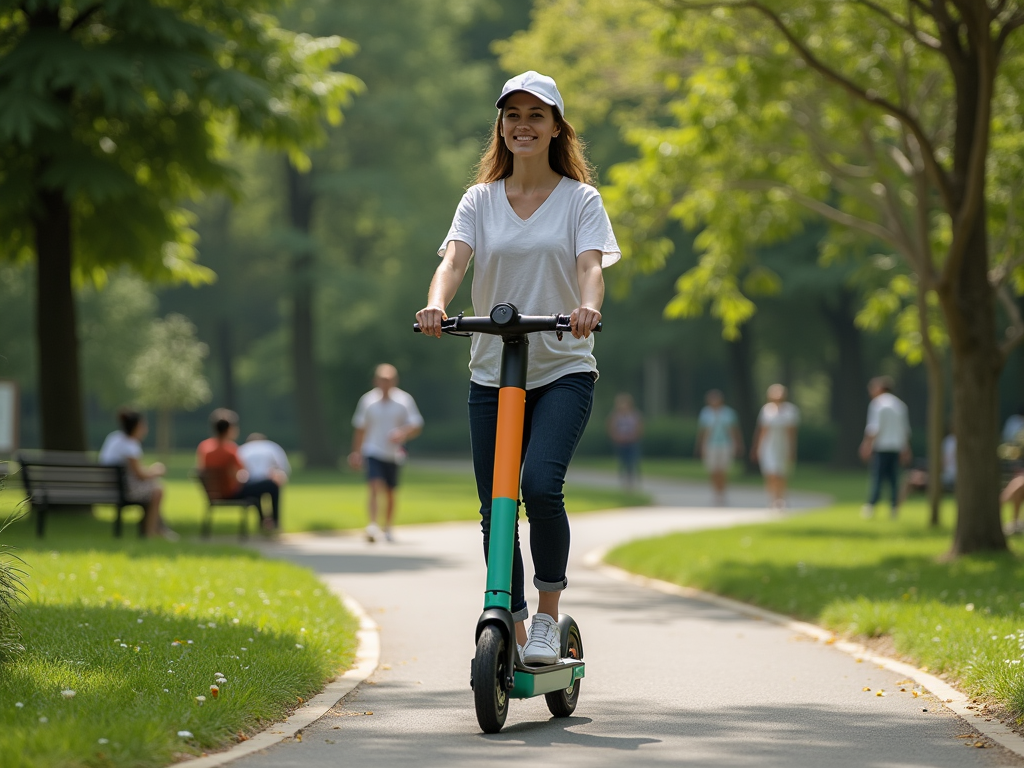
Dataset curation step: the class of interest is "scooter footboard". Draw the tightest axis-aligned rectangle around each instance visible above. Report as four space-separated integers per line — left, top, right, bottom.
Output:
509 659 585 699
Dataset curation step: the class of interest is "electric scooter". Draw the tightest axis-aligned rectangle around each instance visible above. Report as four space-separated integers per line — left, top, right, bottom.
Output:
415 302 594 733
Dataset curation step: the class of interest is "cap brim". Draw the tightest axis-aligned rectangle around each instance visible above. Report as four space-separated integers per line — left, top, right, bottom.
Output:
495 88 558 110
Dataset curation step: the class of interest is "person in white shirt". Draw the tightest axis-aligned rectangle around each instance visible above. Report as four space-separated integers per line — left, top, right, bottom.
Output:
1004 405 1024 444
348 364 423 543
859 376 912 518
751 384 800 510
238 434 291 485
98 407 175 539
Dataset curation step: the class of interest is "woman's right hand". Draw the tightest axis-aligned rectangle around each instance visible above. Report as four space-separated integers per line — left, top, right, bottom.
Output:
416 305 447 338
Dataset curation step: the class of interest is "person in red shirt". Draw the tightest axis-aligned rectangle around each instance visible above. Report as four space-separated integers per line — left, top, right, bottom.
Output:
196 408 281 530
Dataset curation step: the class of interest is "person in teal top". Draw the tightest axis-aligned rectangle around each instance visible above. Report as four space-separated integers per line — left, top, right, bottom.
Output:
696 389 744 505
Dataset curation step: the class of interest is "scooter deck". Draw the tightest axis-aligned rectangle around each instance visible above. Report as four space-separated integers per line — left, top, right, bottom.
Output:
509 657 585 699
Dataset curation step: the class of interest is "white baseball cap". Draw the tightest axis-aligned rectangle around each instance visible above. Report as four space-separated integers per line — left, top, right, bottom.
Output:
495 71 565 117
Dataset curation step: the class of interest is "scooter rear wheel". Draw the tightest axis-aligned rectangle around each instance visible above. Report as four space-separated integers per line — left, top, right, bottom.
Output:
473 624 509 733
545 622 582 718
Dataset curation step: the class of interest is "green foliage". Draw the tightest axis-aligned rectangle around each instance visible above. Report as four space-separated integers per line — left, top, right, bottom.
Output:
0 0 362 283
128 314 211 413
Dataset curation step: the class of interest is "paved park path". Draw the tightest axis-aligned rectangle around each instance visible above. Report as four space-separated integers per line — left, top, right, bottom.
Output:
241 466 1021 767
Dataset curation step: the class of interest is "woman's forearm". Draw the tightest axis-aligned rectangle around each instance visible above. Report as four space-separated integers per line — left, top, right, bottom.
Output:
577 254 604 310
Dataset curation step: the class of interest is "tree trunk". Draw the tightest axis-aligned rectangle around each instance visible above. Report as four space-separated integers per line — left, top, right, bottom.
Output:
727 328 758 474
33 189 87 452
821 290 866 468
217 319 237 412
157 408 172 457
285 160 334 468
922 348 945 527
939 217 1006 554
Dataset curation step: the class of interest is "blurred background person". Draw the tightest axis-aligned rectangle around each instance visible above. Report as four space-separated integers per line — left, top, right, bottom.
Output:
859 376 911 519
1004 404 1024 444
348 364 423 543
239 432 291 530
196 409 281 532
99 407 175 539
751 384 799 510
606 393 643 490
696 389 743 505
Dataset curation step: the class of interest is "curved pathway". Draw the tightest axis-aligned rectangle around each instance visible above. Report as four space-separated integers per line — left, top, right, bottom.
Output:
240 471 1020 767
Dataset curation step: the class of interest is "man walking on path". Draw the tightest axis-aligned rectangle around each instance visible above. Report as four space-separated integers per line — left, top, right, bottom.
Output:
348 364 423 542
696 389 743 505
859 376 911 519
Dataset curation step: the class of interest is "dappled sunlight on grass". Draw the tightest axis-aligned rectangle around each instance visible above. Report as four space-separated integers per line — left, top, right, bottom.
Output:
0 545 358 767
608 500 1024 719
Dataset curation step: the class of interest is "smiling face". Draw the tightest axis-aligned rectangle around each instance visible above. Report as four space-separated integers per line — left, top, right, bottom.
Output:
500 93 560 159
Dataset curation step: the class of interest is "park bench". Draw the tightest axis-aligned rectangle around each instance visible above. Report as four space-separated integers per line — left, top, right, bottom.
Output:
194 470 263 539
15 450 145 538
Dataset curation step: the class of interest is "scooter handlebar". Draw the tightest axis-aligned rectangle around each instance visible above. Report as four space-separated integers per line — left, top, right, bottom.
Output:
413 313 601 336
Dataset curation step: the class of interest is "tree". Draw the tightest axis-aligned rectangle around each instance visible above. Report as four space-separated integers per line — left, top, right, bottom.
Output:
0 0 360 451
127 314 212 454
506 0 1024 554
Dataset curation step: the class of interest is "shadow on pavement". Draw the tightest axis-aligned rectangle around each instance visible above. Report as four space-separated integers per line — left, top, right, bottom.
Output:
266 550 460 575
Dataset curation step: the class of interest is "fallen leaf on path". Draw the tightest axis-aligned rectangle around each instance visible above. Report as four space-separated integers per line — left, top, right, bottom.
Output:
862 687 872 692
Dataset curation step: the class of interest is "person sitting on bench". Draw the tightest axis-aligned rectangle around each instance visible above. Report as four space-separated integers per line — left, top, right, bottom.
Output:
196 409 280 531
98 407 177 540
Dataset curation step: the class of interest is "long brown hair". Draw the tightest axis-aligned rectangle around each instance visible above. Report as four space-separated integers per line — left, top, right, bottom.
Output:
474 106 595 185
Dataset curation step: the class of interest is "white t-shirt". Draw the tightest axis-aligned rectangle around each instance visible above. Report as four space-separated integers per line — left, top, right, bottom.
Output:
99 430 142 466
439 176 621 389
238 440 291 482
865 392 911 452
352 388 424 464
757 402 800 461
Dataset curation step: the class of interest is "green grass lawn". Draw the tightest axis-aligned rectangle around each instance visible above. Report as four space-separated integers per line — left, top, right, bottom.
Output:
607 498 1024 720
0 455 647 540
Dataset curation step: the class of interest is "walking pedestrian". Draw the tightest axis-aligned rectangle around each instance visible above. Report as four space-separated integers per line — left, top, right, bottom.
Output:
348 364 423 543
606 393 643 490
696 389 743 505
859 376 912 519
415 70 619 665
751 384 799 510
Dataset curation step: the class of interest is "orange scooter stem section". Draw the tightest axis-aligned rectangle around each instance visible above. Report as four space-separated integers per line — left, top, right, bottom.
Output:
492 387 526 500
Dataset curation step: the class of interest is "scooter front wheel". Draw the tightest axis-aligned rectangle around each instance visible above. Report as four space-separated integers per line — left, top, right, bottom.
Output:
545 621 582 717
473 624 509 733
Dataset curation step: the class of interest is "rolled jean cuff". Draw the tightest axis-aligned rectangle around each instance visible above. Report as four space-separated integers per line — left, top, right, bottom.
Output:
534 576 568 592
511 605 529 623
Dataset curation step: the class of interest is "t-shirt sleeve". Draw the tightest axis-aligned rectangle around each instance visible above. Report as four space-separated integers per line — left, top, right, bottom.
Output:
352 394 369 429
576 188 621 268
273 443 292 474
438 187 477 256
404 395 424 429
865 400 880 436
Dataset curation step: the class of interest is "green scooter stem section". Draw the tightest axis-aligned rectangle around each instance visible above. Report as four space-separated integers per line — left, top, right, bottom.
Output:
484 496 517 610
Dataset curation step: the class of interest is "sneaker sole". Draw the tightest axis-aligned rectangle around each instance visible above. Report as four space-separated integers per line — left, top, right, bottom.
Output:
522 651 560 665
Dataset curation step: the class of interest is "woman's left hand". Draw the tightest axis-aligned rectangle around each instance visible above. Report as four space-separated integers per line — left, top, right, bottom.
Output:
569 305 601 339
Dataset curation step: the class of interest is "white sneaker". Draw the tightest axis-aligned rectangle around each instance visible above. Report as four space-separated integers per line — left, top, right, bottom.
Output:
861 504 875 519
383 529 394 543
523 614 560 666
365 523 381 543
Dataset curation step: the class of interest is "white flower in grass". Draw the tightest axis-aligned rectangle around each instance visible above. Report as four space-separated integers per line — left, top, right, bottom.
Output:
60 690 76 699
177 730 193 738
295 644 304 649
195 695 206 705
98 738 109 745
39 716 48 724
15 702 23 708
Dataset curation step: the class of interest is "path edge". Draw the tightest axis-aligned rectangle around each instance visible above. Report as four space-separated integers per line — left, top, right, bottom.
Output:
585 546 1024 760
177 593 380 768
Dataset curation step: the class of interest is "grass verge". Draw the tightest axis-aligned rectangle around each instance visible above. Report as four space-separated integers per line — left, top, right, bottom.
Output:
1 457 647 539
607 499 1024 720
0 530 358 768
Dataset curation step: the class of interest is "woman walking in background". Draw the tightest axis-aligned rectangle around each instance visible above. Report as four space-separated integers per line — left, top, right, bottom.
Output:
607 393 643 490
751 384 799 509
696 389 743 505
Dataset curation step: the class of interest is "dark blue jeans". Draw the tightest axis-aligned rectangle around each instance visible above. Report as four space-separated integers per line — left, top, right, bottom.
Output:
469 372 595 622
868 451 900 507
